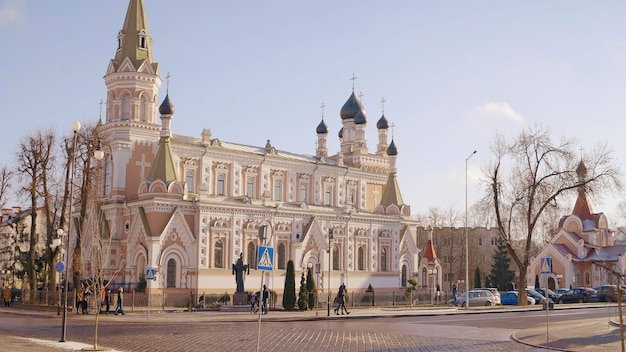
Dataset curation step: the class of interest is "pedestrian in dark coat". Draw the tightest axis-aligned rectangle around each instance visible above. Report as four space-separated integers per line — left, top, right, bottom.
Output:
114 287 125 315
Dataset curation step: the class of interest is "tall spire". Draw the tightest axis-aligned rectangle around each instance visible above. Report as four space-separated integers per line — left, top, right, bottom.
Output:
572 159 593 221
113 0 158 73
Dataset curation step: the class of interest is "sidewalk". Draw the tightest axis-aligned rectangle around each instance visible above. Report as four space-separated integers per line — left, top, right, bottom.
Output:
1 303 624 351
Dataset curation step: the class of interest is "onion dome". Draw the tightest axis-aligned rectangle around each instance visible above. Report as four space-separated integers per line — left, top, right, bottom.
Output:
338 127 344 138
159 94 175 115
354 109 367 125
376 114 389 129
387 139 398 156
316 119 328 134
340 91 364 120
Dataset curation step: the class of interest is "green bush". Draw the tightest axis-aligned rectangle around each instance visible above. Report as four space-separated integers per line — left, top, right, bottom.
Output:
283 260 296 310
298 271 307 310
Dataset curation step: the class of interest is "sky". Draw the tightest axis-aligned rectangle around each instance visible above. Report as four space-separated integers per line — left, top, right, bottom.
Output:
1 0 626 223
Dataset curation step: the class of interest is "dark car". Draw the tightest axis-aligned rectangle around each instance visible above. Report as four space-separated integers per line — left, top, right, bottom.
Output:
536 288 559 303
595 285 626 302
557 287 598 304
526 288 548 304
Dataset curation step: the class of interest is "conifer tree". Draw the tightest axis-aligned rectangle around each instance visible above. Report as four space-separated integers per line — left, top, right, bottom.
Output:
488 239 515 292
282 260 296 310
298 271 307 310
306 267 317 310
474 267 482 288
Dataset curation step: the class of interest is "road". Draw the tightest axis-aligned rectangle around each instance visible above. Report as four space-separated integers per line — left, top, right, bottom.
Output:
0 306 616 351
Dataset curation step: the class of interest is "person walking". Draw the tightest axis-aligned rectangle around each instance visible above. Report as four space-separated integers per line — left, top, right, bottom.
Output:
101 288 111 315
452 284 458 306
82 286 91 314
3 287 11 307
76 286 84 314
261 285 269 315
335 283 350 315
114 287 125 315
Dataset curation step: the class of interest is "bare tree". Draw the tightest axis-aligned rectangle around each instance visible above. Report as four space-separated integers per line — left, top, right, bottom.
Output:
483 124 622 304
16 129 55 291
0 165 13 209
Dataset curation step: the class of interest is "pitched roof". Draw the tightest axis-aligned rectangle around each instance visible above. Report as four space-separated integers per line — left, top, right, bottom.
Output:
379 173 404 207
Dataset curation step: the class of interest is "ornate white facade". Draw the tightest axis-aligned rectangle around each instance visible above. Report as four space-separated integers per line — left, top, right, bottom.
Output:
83 0 420 295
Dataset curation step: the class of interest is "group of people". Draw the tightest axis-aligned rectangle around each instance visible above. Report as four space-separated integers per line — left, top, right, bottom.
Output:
334 283 350 315
76 286 125 315
250 285 269 315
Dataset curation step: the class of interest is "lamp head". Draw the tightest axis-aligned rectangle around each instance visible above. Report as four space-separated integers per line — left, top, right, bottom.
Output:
71 120 81 132
94 139 104 160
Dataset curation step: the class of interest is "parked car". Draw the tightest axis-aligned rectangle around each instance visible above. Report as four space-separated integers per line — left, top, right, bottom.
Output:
452 289 497 307
536 288 559 303
555 288 569 297
557 287 598 304
595 285 626 302
501 291 536 305
526 288 548 304
474 288 501 305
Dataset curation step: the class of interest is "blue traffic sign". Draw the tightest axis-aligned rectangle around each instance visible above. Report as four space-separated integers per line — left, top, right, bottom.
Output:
540 258 552 274
55 261 65 273
257 246 274 271
146 268 156 280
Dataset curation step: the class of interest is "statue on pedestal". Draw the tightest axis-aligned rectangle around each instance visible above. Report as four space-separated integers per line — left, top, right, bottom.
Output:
232 253 249 293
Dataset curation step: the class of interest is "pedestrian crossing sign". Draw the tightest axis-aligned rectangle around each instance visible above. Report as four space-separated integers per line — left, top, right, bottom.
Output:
540 258 552 274
146 268 156 280
257 246 274 271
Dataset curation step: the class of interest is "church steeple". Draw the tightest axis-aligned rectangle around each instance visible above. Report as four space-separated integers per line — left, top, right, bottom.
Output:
104 0 161 124
113 0 158 73
147 94 178 184
572 159 593 221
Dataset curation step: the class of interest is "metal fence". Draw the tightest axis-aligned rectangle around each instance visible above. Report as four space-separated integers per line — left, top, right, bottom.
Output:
16 288 453 311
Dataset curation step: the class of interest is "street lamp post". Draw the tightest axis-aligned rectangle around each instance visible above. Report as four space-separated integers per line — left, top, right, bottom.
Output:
50 229 63 315
465 150 476 309
327 229 333 317
60 120 81 343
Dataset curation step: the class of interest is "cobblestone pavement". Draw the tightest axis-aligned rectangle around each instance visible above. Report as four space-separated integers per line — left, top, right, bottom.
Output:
1 304 621 351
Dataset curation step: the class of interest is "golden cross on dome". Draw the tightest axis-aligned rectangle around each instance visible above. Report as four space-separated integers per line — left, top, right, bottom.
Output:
166 72 171 94
320 102 325 119
390 122 396 138
99 99 104 119
350 73 358 91
381 97 386 114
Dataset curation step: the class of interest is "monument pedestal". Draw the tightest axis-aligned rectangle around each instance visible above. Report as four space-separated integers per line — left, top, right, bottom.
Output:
233 292 248 306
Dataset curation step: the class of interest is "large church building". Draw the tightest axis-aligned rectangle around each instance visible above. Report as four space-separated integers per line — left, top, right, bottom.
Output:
85 0 421 297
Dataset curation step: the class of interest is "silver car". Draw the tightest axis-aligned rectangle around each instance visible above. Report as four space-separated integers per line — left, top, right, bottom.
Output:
474 288 501 305
453 289 497 307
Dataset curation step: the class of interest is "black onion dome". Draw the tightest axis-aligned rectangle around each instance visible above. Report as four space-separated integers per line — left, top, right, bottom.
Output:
338 127 344 138
316 119 328 134
354 109 367 125
159 94 175 115
340 91 364 120
376 114 389 129
387 139 398 156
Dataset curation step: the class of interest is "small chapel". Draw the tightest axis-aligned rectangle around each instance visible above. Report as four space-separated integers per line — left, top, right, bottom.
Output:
80 0 421 297
529 160 626 290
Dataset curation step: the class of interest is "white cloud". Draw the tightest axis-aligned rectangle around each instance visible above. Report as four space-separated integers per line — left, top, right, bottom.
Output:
471 102 524 124
0 0 24 27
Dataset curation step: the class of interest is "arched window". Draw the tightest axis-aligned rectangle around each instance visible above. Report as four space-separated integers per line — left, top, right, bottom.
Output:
166 258 176 288
348 190 355 204
214 240 223 268
584 272 590 286
401 265 408 287
246 178 254 198
381 247 388 272
121 93 131 120
299 184 307 202
217 175 225 195
325 188 332 205
421 268 427 287
357 246 364 271
186 171 194 193
103 156 111 197
274 181 282 201
576 271 581 287
332 245 340 270
277 243 286 270
138 94 149 122
248 241 257 269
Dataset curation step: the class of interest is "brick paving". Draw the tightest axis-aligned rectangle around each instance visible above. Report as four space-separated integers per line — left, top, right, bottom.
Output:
1 304 621 351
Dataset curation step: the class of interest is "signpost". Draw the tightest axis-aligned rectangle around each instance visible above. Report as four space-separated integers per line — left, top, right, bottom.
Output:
146 268 156 320
257 223 274 352
541 258 552 342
